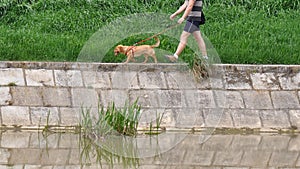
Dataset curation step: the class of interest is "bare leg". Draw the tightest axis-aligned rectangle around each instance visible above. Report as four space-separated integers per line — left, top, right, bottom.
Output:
175 31 191 56
192 30 207 57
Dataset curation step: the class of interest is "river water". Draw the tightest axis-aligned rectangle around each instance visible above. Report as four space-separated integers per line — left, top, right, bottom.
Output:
0 130 299 169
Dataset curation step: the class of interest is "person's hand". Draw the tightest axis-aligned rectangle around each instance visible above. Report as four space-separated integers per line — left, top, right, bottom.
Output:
170 13 176 20
177 17 185 24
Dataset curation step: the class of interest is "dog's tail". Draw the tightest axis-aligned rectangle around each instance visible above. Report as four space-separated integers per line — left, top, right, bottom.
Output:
151 36 160 48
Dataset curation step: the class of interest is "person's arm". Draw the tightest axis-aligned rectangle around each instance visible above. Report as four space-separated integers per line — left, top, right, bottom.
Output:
170 1 189 20
177 0 195 24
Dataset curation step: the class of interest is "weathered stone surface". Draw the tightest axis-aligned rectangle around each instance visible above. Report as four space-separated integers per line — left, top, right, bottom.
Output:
288 135 300 151
250 73 280 90
259 135 290 151
10 87 43 106
1 106 31 126
224 71 252 90
139 72 167 89
259 110 291 129
9 149 42 164
203 109 233 128
29 132 59 149
42 87 71 107
230 135 261 150
279 71 300 90
231 110 261 128
165 71 196 89
25 69 54 86
213 151 243 166
242 91 273 109
214 91 244 108
289 110 300 128
184 150 214 165
72 88 99 108
59 107 81 126
110 71 139 89
271 91 300 109
158 90 186 108
30 107 59 126
54 70 83 87
40 149 70 165
0 68 25 86
1 132 30 148
82 71 111 89
240 151 271 167
202 135 234 151
269 151 299 167
0 149 10 164
175 109 204 128
0 87 11 105
129 90 159 108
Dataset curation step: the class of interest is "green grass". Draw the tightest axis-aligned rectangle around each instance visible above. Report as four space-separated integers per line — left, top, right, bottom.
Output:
0 0 299 64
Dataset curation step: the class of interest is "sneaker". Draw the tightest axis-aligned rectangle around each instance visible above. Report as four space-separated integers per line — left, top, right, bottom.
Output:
165 55 178 63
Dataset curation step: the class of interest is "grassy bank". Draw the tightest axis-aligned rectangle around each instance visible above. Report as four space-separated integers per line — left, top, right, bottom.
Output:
0 0 299 64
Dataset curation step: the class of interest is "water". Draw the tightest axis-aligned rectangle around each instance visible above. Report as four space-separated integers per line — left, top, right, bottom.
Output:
0 130 299 169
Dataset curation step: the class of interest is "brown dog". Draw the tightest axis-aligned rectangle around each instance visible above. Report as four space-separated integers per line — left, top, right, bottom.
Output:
114 37 160 63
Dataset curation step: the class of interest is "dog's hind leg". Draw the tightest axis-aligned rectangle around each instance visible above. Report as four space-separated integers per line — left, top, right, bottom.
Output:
143 55 149 63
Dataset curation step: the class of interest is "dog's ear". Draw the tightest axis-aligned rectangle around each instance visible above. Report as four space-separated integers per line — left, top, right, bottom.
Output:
117 45 124 53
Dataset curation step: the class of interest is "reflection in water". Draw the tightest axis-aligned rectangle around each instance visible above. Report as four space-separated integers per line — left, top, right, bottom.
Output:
0 130 300 168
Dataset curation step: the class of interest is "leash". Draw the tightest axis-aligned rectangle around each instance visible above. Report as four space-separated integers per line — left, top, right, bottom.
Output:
133 23 180 46
125 23 180 56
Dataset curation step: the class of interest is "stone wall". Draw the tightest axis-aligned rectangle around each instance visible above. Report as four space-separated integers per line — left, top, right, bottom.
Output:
0 61 299 131
0 131 300 168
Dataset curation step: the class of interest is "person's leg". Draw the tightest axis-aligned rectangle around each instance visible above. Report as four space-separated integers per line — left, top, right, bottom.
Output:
192 30 208 59
174 31 190 57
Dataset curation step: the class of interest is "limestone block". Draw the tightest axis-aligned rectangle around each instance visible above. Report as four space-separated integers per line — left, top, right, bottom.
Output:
139 72 167 89
165 71 196 89
0 149 10 164
242 91 273 109
231 110 262 128
9 149 42 164
82 71 111 89
184 90 216 109
129 90 159 108
30 107 59 126
230 135 261 151
259 110 291 129
250 73 280 90
213 151 243 166
110 71 139 89
203 109 233 128
214 90 245 109
279 71 300 90
72 88 99 108
175 109 204 128
54 70 83 87
0 87 11 105
289 110 300 129
157 90 186 108
40 149 70 165
60 107 81 126
259 135 290 151
1 132 30 148
184 150 214 166
42 87 71 107
29 132 59 148
201 135 234 151
1 106 31 126
59 133 80 149
269 151 299 167
288 135 300 151
10 87 43 106
271 91 300 109
240 151 271 168
0 68 25 86
224 71 252 90
25 69 54 86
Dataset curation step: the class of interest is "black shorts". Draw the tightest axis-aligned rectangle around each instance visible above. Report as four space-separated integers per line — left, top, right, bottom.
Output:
184 20 201 33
